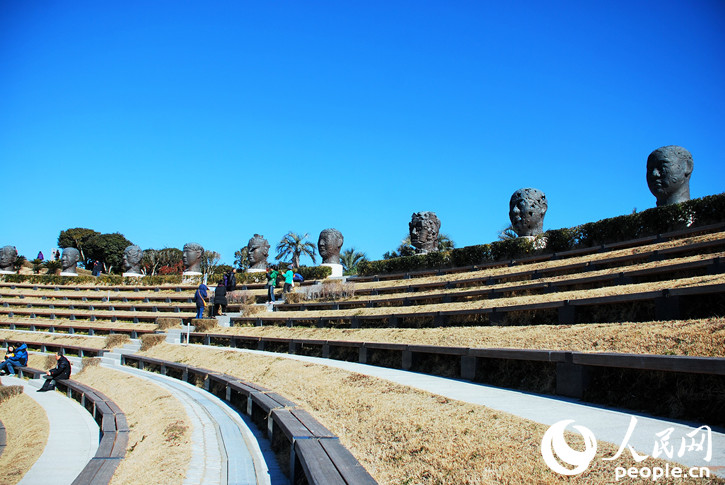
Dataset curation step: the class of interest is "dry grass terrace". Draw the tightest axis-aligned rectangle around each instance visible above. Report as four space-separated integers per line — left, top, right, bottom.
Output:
146 343 719 485
0 391 47 485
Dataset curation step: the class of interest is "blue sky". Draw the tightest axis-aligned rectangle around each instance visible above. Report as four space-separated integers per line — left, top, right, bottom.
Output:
1 1 724 266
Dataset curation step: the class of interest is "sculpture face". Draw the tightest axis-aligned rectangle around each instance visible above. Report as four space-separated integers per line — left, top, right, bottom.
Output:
61 248 80 273
182 243 203 273
123 245 143 274
409 212 441 253
509 188 547 237
247 234 270 270
647 146 693 206
318 229 344 264
0 246 17 271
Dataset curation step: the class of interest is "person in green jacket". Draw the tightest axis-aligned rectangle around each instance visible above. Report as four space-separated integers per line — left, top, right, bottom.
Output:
266 265 279 303
282 265 294 293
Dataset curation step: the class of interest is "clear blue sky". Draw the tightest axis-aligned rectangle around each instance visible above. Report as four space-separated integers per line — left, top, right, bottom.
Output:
2 1 723 266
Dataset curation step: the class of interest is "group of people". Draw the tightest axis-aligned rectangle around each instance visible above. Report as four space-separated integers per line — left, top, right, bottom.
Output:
0 343 70 393
265 264 300 303
194 269 238 319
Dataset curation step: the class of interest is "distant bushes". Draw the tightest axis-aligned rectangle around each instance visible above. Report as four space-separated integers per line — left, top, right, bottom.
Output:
359 193 725 276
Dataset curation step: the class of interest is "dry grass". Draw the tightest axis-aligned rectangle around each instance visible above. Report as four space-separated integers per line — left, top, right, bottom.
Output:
0 329 105 348
241 304 266 316
72 365 191 485
0 383 23 403
248 273 725 320
218 318 725 357
146 343 712 485
139 333 166 351
156 317 183 330
104 334 130 349
0 392 48 484
192 319 217 332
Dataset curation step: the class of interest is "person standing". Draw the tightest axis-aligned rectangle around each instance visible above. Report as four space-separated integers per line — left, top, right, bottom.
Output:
92 260 103 276
37 251 44 261
265 266 279 303
212 279 227 316
282 264 294 294
226 268 237 291
38 351 71 392
194 282 208 319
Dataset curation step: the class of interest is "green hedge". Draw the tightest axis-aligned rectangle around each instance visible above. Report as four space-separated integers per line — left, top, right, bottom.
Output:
0 274 184 286
358 192 725 276
297 265 333 280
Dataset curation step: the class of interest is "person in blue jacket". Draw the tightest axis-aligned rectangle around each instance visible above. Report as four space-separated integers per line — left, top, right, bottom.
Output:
0 343 29 376
194 283 208 319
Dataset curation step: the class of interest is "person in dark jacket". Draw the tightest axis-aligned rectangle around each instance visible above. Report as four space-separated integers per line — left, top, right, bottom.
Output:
226 269 237 291
212 279 228 316
194 283 208 319
38 351 71 392
0 343 28 376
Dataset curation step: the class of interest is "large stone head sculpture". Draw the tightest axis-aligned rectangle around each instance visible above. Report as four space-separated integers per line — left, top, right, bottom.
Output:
318 228 344 264
647 145 693 206
61 247 80 274
123 245 143 274
247 234 270 270
409 211 441 254
182 242 204 273
0 246 18 272
509 188 548 237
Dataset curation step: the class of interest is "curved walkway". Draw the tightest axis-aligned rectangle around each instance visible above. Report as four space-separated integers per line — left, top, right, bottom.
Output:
192 344 725 477
101 361 285 485
3 375 99 485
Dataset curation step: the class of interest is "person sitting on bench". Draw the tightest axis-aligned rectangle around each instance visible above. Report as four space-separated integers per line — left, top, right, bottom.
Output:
0 343 28 376
38 351 71 392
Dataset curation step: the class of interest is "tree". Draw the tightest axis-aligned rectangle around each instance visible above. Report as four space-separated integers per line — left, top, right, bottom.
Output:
201 250 221 278
234 247 249 271
141 249 160 275
339 248 368 275
156 247 184 275
437 233 455 251
498 224 518 241
276 232 317 268
84 233 133 273
57 228 100 262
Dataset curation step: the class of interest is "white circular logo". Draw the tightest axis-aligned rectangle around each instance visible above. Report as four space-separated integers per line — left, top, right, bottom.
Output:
541 420 598 475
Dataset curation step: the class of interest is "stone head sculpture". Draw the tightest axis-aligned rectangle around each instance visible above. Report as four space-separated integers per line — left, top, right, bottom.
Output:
509 188 548 237
123 245 143 274
647 145 693 206
0 245 18 272
182 242 204 273
409 211 441 254
247 234 270 270
318 228 344 264
61 247 80 274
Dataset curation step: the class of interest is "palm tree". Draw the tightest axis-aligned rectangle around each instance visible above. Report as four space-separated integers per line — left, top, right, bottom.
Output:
498 224 518 240
437 233 455 251
339 248 368 275
276 232 317 268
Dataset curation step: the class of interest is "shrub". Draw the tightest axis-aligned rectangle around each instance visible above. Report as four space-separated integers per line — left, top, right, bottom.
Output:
241 304 266 316
0 384 23 403
227 290 254 305
358 192 725 276
156 317 183 330
104 334 130 349
296 265 333 281
284 292 304 303
192 319 217 332
140 333 166 351
12 255 27 272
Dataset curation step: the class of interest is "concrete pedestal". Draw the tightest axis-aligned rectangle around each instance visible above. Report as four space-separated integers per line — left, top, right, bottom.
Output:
123 272 143 278
247 268 266 273
60 272 78 277
520 235 548 250
0 270 15 275
321 263 343 278
182 271 202 277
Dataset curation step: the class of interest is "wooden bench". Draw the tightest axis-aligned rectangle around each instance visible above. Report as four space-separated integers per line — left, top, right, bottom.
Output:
121 354 377 484
0 320 156 339
0 418 5 459
1 340 106 359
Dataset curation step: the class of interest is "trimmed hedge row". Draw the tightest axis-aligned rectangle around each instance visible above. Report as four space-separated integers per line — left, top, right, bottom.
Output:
359 193 725 276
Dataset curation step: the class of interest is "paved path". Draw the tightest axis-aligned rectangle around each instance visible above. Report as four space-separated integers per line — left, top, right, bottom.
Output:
201 345 725 478
3 375 99 485
103 362 285 485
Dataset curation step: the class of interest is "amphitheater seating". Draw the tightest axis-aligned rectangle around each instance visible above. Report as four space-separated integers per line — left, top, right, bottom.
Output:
0 418 5 459
122 354 376 485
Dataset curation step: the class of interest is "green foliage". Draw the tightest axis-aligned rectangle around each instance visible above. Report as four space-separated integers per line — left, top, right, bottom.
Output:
84 233 133 273
359 192 725 276
0 273 183 286
57 227 100 261
31 258 43 274
276 232 317 267
297 265 332 280
43 260 63 275
497 224 518 241
437 233 455 251
234 247 249 271
13 255 27 272
340 248 368 275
